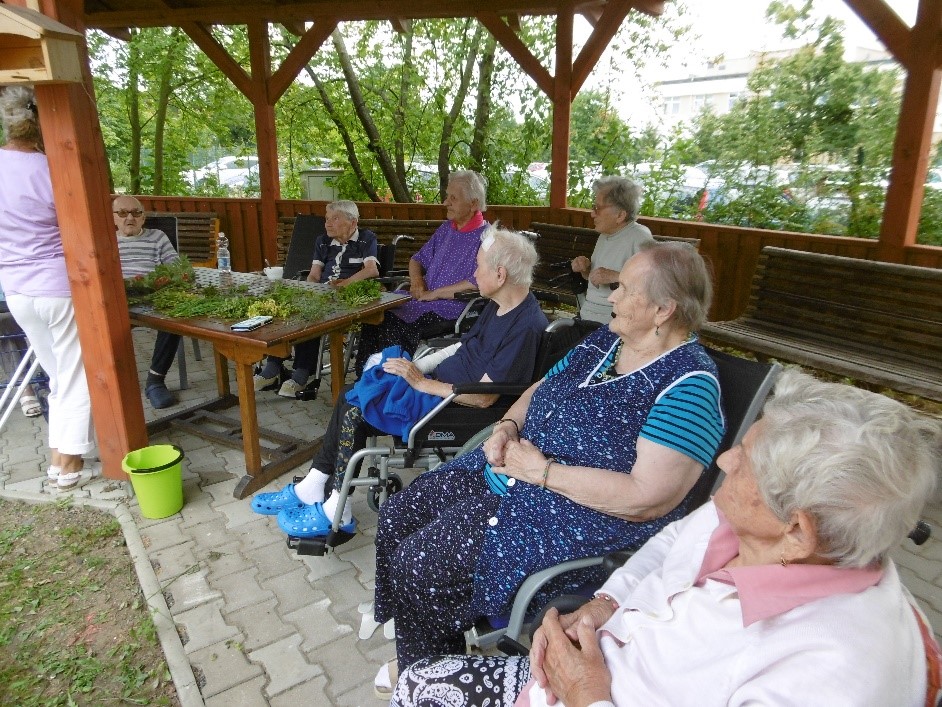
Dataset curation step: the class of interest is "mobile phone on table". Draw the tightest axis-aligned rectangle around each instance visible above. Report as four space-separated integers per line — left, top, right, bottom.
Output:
230 315 273 332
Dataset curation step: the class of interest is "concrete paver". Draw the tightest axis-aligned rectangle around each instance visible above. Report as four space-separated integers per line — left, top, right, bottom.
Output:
226 597 297 652
189 638 264 698
248 633 324 698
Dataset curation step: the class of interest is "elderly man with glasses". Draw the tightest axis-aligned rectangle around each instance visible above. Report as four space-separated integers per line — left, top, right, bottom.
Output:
113 195 181 409
571 176 654 324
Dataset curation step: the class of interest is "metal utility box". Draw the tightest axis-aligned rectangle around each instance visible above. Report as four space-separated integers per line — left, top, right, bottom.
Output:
300 168 345 201
0 6 84 85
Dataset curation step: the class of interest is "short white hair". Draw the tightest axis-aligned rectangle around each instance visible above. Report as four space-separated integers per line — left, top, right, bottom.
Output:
449 170 487 212
0 86 39 142
327 200 358 220
481 225 538 287
750 370 941 568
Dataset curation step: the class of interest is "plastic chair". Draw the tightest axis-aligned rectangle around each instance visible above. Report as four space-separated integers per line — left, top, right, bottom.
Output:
287 318 587 557
464 346 783 652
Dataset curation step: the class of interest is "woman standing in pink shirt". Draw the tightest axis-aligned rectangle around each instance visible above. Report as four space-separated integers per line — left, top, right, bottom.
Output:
0 86 94 489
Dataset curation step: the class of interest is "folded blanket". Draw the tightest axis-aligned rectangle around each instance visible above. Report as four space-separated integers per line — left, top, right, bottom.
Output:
345 346 442 442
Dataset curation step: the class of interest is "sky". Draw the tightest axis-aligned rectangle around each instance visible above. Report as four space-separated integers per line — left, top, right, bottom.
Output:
592 0 920 126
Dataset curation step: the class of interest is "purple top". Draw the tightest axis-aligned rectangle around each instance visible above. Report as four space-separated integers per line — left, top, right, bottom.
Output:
0 149 70 298
396 216 488 323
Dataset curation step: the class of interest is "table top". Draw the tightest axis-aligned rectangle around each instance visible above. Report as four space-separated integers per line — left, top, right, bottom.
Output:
129 268 410 350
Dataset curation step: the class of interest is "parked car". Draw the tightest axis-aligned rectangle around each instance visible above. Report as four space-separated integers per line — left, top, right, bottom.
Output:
186 155 259 187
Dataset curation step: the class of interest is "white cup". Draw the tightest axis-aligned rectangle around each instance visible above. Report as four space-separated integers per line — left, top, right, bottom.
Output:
264 266 284 281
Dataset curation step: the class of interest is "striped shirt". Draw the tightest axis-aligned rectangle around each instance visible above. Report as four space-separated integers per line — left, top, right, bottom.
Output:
117 228 178 278
639 372 724 468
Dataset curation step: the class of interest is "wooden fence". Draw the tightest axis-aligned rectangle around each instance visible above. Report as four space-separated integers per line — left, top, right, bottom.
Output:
136 196 942 322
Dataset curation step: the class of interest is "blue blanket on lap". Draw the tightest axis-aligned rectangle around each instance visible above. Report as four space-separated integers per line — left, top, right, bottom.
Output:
345 346 442 442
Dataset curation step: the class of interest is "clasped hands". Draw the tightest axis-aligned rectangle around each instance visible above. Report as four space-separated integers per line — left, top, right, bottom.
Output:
409 279 448 302
571 256 614 288
482 425 547 484
529 605 615 706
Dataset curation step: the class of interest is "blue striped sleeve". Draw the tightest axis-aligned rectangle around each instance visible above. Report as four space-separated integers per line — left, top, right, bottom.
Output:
638 372 725 468
543 350 572 380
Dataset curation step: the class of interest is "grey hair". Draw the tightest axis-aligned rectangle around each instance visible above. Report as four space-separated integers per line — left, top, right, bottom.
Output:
481 225 538 287
637 241 712 331
750 369 941 568
327 200 359 220
0 86 40 143
449 170 487 212
594 176 643 221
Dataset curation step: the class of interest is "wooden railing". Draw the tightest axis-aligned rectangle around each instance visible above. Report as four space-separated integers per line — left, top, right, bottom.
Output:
136 196 942 322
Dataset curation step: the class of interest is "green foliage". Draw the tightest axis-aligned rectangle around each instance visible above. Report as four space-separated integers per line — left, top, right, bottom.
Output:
124 255 195 298
144 278 381 321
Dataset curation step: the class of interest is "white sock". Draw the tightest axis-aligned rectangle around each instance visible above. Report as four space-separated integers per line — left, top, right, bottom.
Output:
294 468 330 505
47 465 62 480
322 491 352 524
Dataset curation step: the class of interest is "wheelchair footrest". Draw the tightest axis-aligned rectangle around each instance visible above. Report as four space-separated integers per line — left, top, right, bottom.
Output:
286 529 357 556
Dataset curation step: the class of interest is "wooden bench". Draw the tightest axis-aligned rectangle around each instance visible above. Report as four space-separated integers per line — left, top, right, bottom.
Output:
527 221 701 307
700 246 942 401
147 211 218 267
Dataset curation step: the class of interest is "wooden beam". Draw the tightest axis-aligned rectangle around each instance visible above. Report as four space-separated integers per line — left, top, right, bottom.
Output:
627 0 665 17
571 0 632 97
101 26 132 41
550 5 574 208
248 20 281 268
389 17 411 33
477 11 554 96
581 9 601 27
181 20 253 98
282 20 307 36
506 13 521 31
269 17 337 101
27 0 148 480
878 0 942 260
84 2 602 29
843 0 913 67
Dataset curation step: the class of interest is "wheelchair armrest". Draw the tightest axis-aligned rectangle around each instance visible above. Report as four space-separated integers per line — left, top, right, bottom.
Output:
451 382 530 396
424 337 459 349
455 290 481 302
602 549 637 576
376 275 411 290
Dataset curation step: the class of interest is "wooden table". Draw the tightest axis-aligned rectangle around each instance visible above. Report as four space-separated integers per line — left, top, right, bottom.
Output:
130 269 410 498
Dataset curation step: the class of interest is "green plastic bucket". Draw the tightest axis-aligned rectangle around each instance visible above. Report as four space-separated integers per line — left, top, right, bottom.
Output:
122 444 184 519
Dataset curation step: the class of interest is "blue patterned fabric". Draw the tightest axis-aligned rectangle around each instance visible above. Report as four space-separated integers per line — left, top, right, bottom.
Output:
373 326 725 667
429 325 723 617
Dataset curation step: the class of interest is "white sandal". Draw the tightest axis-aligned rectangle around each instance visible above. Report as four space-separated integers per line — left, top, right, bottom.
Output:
19 395 41 418
373 660 398 699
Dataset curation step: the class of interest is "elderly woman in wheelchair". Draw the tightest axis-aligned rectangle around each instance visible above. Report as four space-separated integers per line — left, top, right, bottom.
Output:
250 227 548 536
390 370 942 707
370 241 727 693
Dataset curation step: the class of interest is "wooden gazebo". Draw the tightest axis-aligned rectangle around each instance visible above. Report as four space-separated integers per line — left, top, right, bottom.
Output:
2 0 940 480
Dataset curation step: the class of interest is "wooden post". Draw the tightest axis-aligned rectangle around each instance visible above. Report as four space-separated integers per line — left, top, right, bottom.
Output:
248 20 280 271
877 0 942 262
25 0 148 479
549 6 574 209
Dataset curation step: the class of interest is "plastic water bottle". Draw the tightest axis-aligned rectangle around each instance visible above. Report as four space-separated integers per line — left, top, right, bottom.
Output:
217 232 232 290
217 232 231 272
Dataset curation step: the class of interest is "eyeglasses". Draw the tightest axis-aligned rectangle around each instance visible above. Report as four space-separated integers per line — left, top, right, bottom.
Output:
591 202 612 213
114 209 144 218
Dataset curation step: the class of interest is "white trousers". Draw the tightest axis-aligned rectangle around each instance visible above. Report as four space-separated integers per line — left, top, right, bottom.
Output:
5 294 95 455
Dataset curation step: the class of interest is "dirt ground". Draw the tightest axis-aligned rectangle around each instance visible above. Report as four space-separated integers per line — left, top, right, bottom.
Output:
0 497 180 706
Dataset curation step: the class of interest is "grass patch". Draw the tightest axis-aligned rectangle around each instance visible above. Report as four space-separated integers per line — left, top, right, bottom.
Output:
0 498 178 706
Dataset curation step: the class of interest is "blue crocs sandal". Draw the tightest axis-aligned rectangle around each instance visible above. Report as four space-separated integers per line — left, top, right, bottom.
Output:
251 484 305 515
277 503 356 538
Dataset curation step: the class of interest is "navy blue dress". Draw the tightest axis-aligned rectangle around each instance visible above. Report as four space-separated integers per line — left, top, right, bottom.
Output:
373 326 723 669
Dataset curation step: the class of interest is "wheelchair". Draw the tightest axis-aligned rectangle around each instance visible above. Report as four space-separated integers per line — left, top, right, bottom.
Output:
286 317 587 557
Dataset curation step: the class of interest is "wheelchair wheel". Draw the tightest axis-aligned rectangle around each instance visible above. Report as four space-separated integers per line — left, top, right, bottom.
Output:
367 473 403 512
